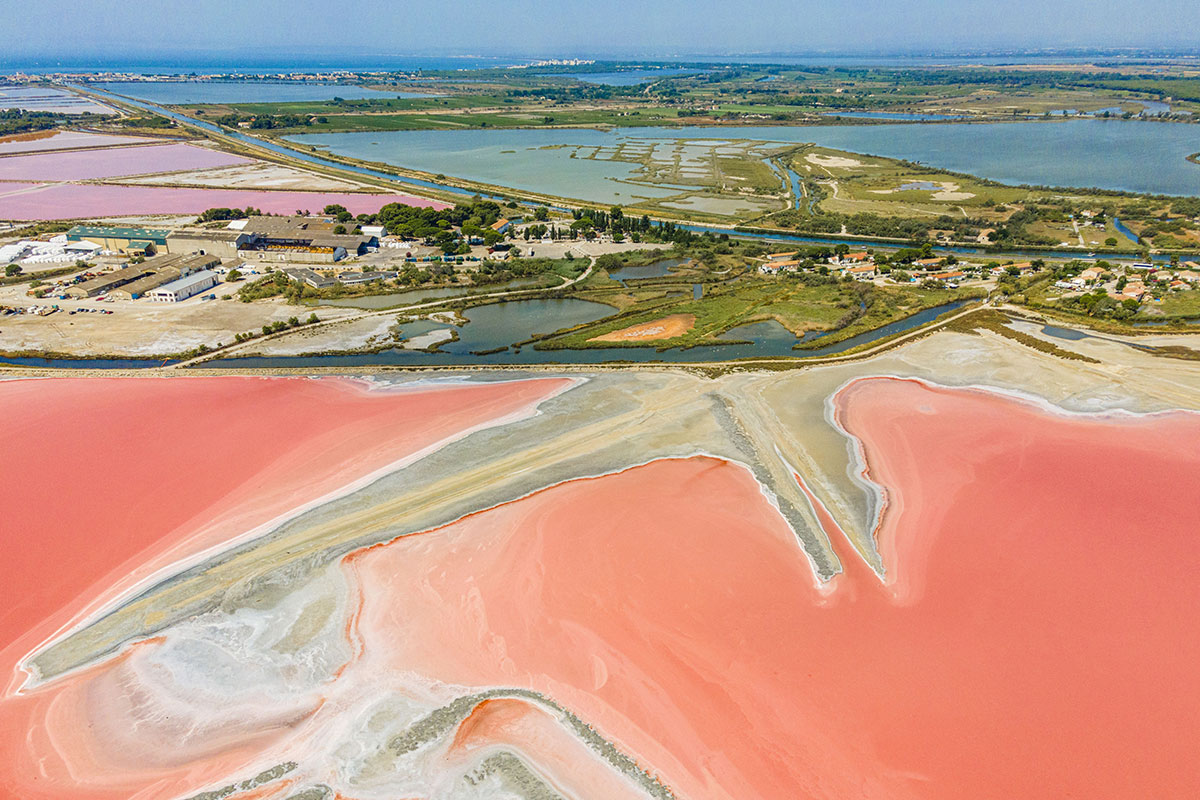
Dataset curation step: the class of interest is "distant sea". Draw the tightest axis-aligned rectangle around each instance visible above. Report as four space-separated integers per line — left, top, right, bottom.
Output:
0 55 527 76
3 50 1199 76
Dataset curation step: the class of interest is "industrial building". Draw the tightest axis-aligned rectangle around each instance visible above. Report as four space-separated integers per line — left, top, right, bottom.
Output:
235 216 377 263
108 254 221 300
66 225 172 255
66 263 152 298
338 270 397 285
147 270 219 302
67 216 378 268
165 229 253 259
283 267 337 289
65 253 221 299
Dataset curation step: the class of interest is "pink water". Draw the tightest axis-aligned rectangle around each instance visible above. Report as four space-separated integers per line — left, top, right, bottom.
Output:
0 143 247 181
3 378 1198 800
0 182 447 219
0 131 152 155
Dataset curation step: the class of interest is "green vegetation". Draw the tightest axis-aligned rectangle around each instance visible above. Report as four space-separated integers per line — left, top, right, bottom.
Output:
197 206 263 222
0 108 69 136
534 243 980 352
753 144 1200 251
167 62 1200 139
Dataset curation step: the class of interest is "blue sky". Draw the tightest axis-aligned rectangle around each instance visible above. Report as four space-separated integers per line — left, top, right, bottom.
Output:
2 0 1198 60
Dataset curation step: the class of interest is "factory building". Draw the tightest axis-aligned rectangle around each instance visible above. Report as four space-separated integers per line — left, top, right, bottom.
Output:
165 229 253 259
283 267 337 289
235 216 377 263
66 263 154 298
65 253 221 299
67 216 377 267
107 254 221 300
66 225 172 255
147 270 219 302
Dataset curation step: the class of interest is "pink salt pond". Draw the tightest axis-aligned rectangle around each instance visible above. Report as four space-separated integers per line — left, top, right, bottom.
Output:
0 181 446 219
0 143 248 181
0 130 152 155
2 377 1199 800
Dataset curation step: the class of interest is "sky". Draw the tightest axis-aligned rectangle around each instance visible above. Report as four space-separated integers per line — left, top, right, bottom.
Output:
1 0 1198 64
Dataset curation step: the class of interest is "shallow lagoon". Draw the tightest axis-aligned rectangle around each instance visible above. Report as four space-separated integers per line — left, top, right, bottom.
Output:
288 128 683 204
290 118 1200 198
96 81 431 104
198 299 970 368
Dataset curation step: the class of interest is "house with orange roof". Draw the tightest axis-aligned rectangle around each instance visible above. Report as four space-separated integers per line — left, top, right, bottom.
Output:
989 261 1036 276
843 264 877 280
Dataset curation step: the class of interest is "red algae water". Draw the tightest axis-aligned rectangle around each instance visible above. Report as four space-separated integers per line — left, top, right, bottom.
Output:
2 377 1198 799
0 376 569 693
339 381 1200 799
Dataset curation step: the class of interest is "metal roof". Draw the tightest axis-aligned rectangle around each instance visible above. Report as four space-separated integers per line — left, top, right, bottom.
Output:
150 269 218 295
167 229 247 242
66 225 171 243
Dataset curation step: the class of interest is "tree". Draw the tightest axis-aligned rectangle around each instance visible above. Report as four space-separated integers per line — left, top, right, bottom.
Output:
333 225 347 235
225 269 242 282
306 313 319 324
4 264 21 277
323 204 348 216
1105 237 1118 247
534 206 549 221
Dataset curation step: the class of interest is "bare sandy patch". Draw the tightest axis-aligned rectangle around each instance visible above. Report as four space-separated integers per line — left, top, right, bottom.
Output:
806 153 868 169
932 182 974 201
589 313 695 343
870 181 975 201
122 162 364 192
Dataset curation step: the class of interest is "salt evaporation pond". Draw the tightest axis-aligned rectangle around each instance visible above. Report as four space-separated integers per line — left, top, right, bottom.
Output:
0 182 444 220
0 86 113 115
286 128 687 205
290 118 1200 198
2 375 1198 798
0 143 247 181
0 130 149 155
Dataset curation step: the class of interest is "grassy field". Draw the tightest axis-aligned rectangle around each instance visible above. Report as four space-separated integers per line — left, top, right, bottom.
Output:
195 104 690 133
540 259 978 350
1148 289 1200 318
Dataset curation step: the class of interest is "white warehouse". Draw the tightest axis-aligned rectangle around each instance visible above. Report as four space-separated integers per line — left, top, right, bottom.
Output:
147 270 218 302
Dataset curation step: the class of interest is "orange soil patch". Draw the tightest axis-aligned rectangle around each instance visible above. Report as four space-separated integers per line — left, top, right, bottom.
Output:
0 130 57 144
588 313 695 343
